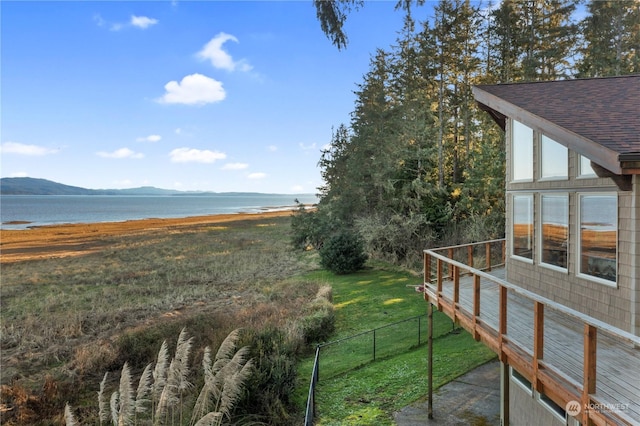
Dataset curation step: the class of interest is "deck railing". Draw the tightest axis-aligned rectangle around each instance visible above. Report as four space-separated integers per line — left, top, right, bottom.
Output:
423 239 640 426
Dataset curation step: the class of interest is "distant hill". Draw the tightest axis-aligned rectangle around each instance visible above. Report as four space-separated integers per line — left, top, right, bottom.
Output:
0 177 200 196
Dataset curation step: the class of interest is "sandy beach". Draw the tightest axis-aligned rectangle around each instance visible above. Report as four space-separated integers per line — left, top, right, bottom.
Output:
0 210 295 263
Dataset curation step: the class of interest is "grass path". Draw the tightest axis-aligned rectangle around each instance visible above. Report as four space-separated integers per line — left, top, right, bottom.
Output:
295 266 496 425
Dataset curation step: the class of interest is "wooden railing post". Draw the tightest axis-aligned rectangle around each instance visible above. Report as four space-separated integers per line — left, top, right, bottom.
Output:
453 266 460 323
424 253 431 284
448 248 454 280
533 302 544 392
485 242 492 272
499 285 508 362
467 245 474 269
582 324 597 425
473 274 481 341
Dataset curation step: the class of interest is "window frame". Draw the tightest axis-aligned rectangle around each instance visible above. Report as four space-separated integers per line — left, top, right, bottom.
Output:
578 154 597 178
577 192 618 287
510 367 532 395
536 391 567 422
511 120 534 183
512 193 534 263
539 134 568 181
539 193 569 272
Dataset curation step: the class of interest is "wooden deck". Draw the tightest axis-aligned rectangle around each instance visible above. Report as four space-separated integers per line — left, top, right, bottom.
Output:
422 240 640 426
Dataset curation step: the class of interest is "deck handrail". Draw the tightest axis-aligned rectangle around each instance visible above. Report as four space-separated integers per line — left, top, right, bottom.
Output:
423 239 640 425
423 245 640 347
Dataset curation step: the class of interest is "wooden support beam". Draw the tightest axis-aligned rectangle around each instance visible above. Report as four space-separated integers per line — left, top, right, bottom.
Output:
500 362 510 426
533 302 544 392
448 248 454 280
486 242 492 272
467 245 474 269
582 324 597 426
428 303 434 420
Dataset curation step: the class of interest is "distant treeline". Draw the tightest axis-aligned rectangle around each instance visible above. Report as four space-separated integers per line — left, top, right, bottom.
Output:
297 0 639 267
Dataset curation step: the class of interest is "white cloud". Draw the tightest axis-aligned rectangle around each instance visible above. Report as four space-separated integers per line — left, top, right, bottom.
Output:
97 148 144 159
197 32 253 72
136 134 161 143
222 162 249 170
299 142 317 151
268 145 277 152
93 14 106 27
169 147 226 163
131 15 158 29
291 184 304 192
247 172 267 180
110 23 124 32
1 141 58 156
175 128 182 135
10 171 29 177
157 73 226 105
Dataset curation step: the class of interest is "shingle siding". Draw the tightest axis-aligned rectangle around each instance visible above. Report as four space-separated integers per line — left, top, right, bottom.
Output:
505 124 636 332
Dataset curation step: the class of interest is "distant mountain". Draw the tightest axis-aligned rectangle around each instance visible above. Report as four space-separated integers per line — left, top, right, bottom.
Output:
0 177 201 196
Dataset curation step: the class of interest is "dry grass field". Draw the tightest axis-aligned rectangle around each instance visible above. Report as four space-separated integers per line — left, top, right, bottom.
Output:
0 211 323 424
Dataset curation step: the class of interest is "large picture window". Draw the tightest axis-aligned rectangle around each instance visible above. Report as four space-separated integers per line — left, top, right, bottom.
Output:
541 194 568 269
579 194 617 283
513 194 533 260
540 135 567 180
512 120 533 182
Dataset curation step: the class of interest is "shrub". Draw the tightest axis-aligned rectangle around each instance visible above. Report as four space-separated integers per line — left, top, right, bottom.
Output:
319 231 368 275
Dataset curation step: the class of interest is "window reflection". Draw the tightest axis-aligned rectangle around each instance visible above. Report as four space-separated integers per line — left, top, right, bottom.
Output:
513 195 533 259
580 194 616 282
512 120 533 182
541 195 568 269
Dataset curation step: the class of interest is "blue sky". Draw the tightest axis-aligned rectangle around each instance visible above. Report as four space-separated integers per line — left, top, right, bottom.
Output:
1 1 433 194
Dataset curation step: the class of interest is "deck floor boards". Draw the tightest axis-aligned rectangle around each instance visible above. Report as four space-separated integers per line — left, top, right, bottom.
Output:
427 266 640 422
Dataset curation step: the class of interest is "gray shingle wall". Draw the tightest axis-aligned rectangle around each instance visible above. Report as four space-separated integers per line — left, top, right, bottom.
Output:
505 122 636 333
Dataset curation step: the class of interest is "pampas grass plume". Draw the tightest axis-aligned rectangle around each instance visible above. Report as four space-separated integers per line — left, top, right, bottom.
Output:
98 372 109 424
64 403 78 426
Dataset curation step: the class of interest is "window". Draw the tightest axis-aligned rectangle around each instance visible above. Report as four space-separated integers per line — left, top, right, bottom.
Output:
540 135 568 180
578 194 617 283
510 367 532 394
579 155 596 177
537 392 567 421
513 194 533 260
541 194 568 269
512 120 533 182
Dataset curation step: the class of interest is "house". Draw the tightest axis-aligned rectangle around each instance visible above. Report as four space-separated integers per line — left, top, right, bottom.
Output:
422 75 640 426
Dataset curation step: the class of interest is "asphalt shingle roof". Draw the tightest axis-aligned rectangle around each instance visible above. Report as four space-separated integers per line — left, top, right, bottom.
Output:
475 75 640 157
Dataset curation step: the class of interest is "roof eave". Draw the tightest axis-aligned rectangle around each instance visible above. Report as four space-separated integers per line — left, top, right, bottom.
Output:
472 86 623 175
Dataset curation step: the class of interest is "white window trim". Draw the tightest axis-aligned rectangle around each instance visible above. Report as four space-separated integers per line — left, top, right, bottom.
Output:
536 391 567 422
578 154 597 179
511 119 534 183
511 193 534 263
538 193 569 272
510 367 532 395
576 192 618 288
539 134 568 182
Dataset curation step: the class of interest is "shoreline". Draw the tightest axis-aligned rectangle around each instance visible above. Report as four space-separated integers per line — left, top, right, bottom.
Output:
0 209 298 263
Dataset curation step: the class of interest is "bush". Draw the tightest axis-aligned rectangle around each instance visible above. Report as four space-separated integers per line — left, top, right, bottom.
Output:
319 231 368 275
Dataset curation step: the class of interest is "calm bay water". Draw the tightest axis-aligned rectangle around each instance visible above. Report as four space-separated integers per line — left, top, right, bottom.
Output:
0 194 318 230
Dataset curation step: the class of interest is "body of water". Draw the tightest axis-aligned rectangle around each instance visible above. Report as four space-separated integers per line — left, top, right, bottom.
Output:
0 194 318 230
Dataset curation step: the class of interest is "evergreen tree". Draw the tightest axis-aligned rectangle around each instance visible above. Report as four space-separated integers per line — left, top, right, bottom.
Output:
577 0 640 77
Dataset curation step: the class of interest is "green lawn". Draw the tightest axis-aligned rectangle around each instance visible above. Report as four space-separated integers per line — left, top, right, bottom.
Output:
295 266 496 425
